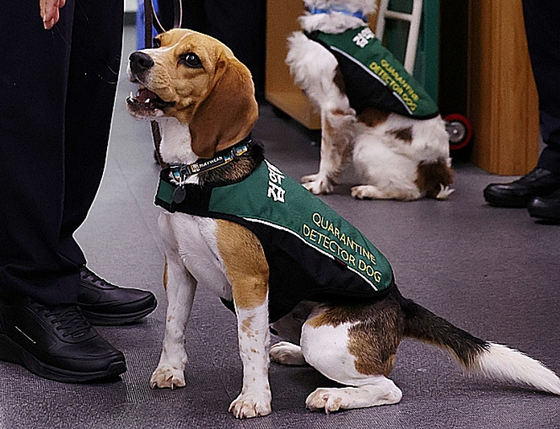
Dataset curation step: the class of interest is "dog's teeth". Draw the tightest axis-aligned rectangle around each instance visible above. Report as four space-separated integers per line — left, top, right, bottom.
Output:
129 91 134 98
145 98 151 103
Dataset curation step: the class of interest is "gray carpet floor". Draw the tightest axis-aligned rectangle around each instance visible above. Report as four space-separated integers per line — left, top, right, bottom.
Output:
1 26 559 429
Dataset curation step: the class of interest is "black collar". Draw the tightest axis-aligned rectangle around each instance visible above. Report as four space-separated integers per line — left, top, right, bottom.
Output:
167 135 253 186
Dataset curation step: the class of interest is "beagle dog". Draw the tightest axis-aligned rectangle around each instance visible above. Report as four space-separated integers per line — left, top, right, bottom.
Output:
127 29 560 419
286 0 454 200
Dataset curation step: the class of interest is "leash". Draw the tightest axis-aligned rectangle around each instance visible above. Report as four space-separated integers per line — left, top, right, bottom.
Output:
144 0 182 39
144 0 183 168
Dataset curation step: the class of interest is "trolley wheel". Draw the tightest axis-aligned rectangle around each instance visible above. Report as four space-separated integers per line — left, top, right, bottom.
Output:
444 113 472 151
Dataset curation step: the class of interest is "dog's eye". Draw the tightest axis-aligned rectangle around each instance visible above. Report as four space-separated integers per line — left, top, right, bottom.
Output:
179 53 203 69
152 38 161 48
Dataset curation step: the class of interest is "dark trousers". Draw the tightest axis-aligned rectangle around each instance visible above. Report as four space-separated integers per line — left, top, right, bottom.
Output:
523 0 560 173
0 0 123 305
157 0 266 95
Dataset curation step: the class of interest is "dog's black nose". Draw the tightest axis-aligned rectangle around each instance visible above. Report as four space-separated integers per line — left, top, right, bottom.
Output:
129 51 155 74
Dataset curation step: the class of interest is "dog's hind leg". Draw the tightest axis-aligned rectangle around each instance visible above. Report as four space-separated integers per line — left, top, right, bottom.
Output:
299 303 404 413
269 302 315 366
270 342 307 366
306 376 402 413
351 183 421 200
350 134 423 200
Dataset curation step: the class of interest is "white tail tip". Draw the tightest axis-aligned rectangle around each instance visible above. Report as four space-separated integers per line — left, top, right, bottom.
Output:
472 343 560 395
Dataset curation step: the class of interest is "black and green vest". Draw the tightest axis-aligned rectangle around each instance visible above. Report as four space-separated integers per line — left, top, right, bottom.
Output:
155 147 394 322
307 26 439 119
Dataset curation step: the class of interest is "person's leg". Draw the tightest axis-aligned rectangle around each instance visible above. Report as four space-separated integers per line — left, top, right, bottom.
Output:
61 0 124 244
0 0 127 382
0 0 80 305
483 0 560 210
203 0 266 96
159 0 266 94
522 0 560 221
159 0 207 33
63 0 157 323
524 0 560 175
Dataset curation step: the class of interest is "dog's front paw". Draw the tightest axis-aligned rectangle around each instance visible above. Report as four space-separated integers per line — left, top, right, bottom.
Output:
301 174 333 194
149 365 186 389
301 173 319 184
229 391 272 419
270 341 306 366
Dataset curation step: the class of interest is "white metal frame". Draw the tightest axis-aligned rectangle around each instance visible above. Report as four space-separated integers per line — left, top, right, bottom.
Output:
375 0 423 73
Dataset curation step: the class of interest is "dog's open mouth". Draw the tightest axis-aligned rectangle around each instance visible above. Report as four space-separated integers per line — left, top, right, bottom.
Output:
126 87 175 116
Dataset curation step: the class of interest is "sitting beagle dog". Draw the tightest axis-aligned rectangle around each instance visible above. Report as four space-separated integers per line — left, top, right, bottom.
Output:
127 29 560 419
286 0 454 200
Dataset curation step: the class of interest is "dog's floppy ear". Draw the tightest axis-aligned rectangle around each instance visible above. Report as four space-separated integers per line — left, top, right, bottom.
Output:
189 56 259 159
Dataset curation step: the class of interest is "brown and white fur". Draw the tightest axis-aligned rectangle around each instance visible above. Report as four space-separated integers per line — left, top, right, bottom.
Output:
127 29 560 419
287 0 454 200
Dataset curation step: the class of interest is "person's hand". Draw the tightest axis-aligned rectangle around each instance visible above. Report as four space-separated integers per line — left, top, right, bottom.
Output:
40 0 66 30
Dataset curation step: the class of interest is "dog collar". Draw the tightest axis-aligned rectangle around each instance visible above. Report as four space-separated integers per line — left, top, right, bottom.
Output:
160 136 253 205
167 136 252 186
308 6 368 22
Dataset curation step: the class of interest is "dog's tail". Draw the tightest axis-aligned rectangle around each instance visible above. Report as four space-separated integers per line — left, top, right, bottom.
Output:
397 291 560 395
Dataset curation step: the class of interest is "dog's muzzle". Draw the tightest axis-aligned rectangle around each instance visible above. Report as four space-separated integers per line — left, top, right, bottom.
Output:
129 51 155 77
127 51 175 116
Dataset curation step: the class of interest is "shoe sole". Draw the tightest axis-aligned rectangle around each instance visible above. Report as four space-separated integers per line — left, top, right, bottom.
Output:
483 191 531 208
528 213 560 223
0 334 126 383
81 300 157 326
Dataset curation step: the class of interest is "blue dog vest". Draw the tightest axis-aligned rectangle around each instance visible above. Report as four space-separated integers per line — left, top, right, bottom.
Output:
155 152 394 321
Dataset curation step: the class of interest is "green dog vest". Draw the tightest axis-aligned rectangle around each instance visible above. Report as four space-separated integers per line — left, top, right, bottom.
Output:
156 154 394 321
307 26 439 119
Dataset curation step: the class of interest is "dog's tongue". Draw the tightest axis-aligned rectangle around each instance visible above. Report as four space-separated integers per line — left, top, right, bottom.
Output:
137 88 159 103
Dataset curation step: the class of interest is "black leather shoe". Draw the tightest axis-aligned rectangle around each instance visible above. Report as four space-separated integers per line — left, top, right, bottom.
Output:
483 167 560 208
528 188 560 222
0 297 126 383
78 266 157 326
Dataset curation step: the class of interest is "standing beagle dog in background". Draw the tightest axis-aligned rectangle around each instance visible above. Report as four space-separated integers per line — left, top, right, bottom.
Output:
127 29 560 419
287 0 454 200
